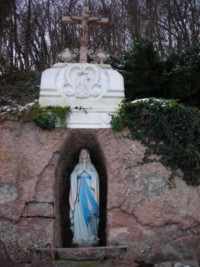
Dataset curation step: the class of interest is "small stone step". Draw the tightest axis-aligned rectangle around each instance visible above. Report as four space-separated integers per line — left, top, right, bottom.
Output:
36 246 127 261
50 260 103 267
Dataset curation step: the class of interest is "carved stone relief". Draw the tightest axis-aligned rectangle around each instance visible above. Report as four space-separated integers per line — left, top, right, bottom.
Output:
59 64 107 98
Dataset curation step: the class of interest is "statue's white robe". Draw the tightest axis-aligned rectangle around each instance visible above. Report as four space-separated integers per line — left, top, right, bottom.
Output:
69 163 99 244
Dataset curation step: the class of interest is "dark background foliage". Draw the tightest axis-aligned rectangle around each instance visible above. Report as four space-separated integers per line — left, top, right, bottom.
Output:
111 40 200 107
0 0 200 106
0 0 200 73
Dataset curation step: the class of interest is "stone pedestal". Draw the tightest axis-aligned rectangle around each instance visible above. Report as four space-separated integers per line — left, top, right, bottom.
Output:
39 63 124 128
36 246 127 260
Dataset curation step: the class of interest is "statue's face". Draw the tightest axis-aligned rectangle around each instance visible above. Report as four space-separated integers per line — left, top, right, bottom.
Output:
81 149 88 160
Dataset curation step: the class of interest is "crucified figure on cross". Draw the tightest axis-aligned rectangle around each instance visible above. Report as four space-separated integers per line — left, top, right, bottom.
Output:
62 7 108 63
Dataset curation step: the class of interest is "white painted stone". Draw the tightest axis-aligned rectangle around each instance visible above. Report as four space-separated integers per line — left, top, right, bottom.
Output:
39 63 124 128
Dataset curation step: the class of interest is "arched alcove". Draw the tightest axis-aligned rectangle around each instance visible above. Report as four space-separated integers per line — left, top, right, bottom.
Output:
54 130 107 248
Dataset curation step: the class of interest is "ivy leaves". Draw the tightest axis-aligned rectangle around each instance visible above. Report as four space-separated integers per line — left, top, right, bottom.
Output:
111 98 200 186
34 105 71 130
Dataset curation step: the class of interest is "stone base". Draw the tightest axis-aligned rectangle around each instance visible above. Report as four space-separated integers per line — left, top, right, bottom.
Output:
71 243 98 248
66 109 113 128
36 246 127 261
39 63 124 128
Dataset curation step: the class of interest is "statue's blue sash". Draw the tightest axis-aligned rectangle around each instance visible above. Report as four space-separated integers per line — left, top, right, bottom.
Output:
79 176 99 225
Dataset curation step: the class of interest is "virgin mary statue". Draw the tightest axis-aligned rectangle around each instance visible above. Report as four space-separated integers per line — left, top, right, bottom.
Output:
69 149 99 244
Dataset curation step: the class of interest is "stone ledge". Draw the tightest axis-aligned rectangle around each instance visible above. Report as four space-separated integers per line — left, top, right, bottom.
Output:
21 202 54 218
36 246 127 260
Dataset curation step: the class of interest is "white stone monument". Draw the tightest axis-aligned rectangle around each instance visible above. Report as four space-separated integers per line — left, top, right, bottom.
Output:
39 7 124 128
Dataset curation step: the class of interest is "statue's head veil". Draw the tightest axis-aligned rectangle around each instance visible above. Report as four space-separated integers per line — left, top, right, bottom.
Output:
79 149 91 163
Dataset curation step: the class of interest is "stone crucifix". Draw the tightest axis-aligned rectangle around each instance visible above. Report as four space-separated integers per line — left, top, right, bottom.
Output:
62 7 108 63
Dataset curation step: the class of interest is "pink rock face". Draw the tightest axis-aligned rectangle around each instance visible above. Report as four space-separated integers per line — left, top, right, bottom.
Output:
0 121 200 264
22 202 54 218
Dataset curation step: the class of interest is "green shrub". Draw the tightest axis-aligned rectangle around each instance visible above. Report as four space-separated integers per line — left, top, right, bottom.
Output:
34 112 56 130
109 40 163 101
50 106 71 128
34 105 71 130
162 46 200 106
110 41 200 107
111 98 200 186
0 69 40 105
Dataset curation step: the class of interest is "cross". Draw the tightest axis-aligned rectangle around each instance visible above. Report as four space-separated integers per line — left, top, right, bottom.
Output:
62 6 109 63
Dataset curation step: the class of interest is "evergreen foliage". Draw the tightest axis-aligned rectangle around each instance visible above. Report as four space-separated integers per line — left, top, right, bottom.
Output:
162 46 200 106
0 69 40 105
111 98 200 186
123 40 163 101
34 105 71 130
111 40 200 107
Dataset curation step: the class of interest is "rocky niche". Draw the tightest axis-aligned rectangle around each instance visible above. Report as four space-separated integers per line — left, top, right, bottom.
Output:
0 120 200 265
54 130 107 247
